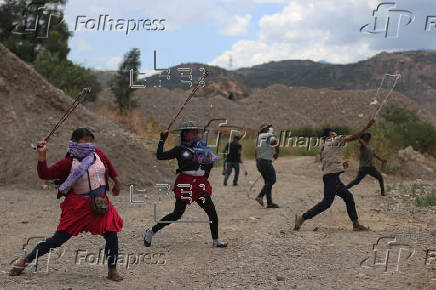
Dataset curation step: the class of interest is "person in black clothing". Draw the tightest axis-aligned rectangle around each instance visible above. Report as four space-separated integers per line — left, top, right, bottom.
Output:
203 163 213 179
144 121 227 248
254 123 280 208
345 133 386 196
223 135 242 186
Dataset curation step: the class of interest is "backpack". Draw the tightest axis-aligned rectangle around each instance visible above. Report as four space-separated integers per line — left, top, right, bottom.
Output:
184 137 220 164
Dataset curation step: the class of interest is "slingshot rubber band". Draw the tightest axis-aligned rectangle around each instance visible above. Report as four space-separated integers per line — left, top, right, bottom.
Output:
372 74 401 119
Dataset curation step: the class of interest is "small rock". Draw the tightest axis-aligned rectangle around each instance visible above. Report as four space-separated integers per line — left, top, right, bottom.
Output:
21 221 28 224
276 274 285 281
41 184 49 190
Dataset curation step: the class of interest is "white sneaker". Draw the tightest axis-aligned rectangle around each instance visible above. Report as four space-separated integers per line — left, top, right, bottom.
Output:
213 239 228 248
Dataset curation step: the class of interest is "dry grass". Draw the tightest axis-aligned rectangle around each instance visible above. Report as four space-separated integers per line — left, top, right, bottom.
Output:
95 105 178 150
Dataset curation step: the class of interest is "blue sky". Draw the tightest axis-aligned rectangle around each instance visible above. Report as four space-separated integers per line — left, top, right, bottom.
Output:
59 0 436 71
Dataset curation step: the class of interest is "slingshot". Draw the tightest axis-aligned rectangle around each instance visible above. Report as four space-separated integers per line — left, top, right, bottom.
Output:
167 71 209 131
31 87 91 150
371 73 401 119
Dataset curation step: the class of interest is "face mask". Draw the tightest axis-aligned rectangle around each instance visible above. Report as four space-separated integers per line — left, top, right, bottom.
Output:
268 127 274 134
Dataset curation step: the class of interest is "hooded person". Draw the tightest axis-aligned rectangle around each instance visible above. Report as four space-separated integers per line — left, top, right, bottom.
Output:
9 128 124 281
144 121 227 248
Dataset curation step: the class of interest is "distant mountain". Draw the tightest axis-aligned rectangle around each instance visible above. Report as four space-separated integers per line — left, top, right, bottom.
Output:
234 51 436 115
92 50 436 115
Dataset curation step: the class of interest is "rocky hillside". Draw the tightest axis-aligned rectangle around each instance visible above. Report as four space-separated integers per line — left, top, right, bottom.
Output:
0 43 172 188
92 84 435 132
237 51 436 115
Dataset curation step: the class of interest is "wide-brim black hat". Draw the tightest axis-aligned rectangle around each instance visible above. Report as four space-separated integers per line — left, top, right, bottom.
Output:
171 121 205 133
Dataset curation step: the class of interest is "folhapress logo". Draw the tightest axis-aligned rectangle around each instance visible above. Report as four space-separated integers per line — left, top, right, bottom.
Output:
360 2 415 38
74 15 166 35
11 1 64 39
12 0 166 39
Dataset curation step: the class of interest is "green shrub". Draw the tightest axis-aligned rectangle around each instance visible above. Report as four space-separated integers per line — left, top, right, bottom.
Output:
403 121 436 153
380 106 436 155
33 48 101 101
415 191 436 207
288 126 351 137
382 105 419 125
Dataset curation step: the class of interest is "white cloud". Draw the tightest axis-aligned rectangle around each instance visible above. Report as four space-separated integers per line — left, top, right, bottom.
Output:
210 0 391 68
254 0 285 2
83 56 122 70
211 40 377 68
103 56 123 70
219 14 252 36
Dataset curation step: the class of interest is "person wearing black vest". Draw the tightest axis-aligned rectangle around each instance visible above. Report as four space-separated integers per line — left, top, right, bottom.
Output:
144 121 227 248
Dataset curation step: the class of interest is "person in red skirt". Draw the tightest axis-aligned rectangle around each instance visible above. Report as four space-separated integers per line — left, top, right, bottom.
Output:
9 128 124 281
144 121 227 248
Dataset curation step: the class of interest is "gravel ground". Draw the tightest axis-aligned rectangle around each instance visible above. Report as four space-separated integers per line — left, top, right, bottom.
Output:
1 156 435 289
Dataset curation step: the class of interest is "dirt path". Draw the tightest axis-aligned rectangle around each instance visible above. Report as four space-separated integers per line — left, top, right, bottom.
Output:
1 156 435 289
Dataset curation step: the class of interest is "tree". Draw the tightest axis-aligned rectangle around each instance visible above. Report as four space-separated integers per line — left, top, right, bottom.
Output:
0 0 101 100
0 0 27 42
33 48 101 101
112 48 141 112
0 0 71 63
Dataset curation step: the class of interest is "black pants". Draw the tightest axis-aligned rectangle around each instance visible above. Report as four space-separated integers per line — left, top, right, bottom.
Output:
202 163 213 179
303 173 358 221
26 230 119 269
346 166 384 193
224 162 240 185
152 195 219 239
256 159 276 205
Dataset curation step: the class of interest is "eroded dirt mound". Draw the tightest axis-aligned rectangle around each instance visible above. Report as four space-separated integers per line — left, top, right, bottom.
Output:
398 146 436 180
93 84 435 131
0 43 172 188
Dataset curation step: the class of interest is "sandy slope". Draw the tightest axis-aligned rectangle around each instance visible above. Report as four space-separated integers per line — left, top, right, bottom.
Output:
0 156 435 289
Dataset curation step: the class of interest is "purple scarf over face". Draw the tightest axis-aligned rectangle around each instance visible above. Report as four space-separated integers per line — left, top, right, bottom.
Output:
58 141 95 194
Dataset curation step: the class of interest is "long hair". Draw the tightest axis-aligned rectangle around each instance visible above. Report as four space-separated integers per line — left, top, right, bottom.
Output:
71 128 95 142
180 129 188 144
